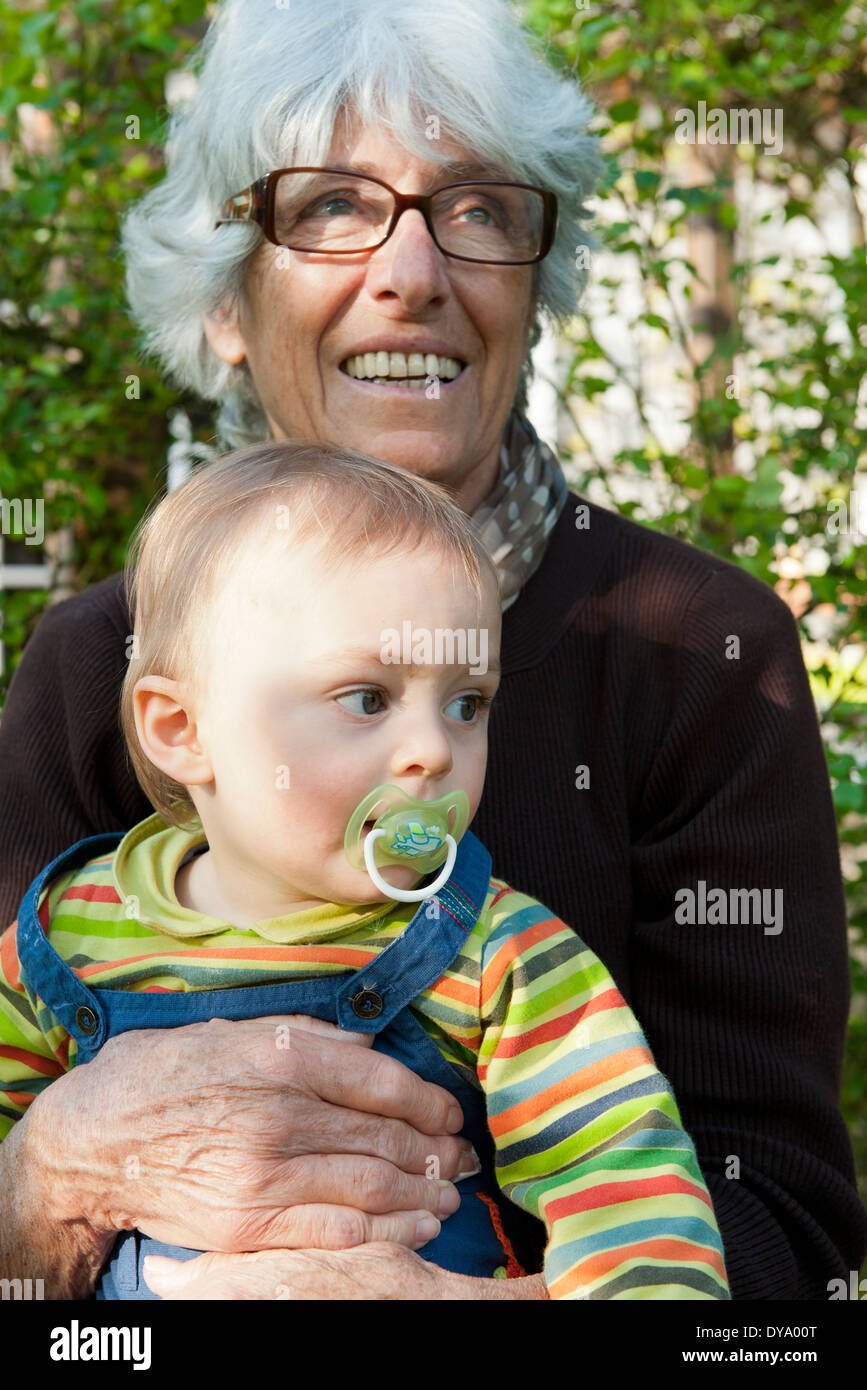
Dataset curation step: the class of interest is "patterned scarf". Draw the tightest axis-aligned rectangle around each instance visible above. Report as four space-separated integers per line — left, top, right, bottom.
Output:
470 410 569 611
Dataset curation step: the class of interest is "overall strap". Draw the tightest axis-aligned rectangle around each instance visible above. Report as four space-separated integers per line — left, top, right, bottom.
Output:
15 833 125 1052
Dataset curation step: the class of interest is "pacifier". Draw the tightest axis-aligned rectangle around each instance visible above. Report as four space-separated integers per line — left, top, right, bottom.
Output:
344 785 470 903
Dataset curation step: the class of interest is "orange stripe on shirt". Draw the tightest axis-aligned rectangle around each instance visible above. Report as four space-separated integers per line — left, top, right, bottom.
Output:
487 1045 655 1137
427 971 479 1008
70 943 381 979
2 1089 36 1111
481 916 565 1001
549 1236 728 1297
0 923 21 991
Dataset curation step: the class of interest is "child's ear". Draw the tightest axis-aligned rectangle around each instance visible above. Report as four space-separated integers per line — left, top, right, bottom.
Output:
133 676 214 787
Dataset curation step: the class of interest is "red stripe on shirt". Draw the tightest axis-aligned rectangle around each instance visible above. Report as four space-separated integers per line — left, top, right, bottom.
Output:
546 1174 715 1225
60 884 123 905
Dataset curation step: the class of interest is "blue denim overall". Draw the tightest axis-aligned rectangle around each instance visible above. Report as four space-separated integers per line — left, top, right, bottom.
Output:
16 828 546 1299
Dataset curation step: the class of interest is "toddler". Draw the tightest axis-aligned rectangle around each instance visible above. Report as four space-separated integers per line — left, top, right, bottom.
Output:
0 441 730 1300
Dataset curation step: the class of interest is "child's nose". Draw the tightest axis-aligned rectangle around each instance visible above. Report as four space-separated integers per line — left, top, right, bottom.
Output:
390 720 453 780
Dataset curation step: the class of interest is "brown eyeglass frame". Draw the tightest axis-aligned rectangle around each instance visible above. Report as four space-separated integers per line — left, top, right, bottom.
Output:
214 166 559 265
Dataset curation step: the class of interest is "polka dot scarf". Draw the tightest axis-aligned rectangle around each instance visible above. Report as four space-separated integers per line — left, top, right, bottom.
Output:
470 410 569 611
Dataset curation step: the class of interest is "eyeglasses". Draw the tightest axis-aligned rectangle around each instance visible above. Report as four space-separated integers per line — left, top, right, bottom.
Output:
214 167 558 265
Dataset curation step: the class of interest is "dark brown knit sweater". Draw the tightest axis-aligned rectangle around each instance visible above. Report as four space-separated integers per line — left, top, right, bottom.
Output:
1 493 864 1299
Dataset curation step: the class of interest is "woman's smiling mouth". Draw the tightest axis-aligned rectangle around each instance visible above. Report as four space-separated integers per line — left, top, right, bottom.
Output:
340 349 466 387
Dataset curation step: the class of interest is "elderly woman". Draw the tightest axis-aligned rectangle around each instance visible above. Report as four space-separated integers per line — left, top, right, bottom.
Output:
0 0 863 1301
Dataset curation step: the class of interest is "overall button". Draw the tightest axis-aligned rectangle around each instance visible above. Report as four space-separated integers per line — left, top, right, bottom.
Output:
75 1005 99 1036
350 988 383 1020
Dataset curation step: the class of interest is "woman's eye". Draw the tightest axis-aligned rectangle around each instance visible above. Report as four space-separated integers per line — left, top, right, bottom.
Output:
459 204 493 224
304 195 356 218
336 689 385 716
448 197 504 228
445 694 488 722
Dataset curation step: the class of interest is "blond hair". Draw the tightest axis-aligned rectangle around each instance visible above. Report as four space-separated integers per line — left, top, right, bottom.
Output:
120 440 499 827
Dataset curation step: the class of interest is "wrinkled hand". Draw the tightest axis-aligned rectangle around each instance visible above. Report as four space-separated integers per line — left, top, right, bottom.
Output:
142 1245 550 1301
45 1013 473 1263
143 1243 448 1300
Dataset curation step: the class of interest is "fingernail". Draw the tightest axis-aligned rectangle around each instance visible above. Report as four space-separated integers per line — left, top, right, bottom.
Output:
455 1145 481 1181
446 1105 463 1133
436 1181 461 1217
456 1156 482 1181
414 1215 441 1246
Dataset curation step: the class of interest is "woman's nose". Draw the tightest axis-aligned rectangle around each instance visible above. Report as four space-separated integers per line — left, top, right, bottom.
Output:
364 208 451 311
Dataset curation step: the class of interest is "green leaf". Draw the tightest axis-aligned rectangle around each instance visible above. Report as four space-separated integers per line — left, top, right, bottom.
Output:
609 99 640 124
682 463 708 490
575 375 611 398
833 781 866 813
634 170 661 196
640 312 670 334
712 475 748 500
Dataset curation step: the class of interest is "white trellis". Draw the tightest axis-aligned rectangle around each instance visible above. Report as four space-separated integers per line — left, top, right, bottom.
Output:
167 409 218 491
0 413 213 689
527 319 562 458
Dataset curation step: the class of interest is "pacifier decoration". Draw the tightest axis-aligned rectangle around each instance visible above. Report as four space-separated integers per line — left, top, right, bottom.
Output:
344 785 470 903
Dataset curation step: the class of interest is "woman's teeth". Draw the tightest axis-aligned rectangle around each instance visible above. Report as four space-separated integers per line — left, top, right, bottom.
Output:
342 351 463 386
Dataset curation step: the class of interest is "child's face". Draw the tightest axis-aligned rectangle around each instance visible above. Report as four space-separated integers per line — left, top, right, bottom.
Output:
186 537 501 912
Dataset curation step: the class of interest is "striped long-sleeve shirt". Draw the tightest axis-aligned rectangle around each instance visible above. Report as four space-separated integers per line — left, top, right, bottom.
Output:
0 813 729 1299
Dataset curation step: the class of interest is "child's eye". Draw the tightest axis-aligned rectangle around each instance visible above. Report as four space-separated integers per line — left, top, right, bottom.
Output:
336 688 386 716
445 694 491 723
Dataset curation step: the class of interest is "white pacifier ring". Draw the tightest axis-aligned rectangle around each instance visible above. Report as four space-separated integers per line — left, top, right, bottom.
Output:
363 828 458 904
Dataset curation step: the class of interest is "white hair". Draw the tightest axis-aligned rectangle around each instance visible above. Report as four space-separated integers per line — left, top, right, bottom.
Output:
121 0 603 450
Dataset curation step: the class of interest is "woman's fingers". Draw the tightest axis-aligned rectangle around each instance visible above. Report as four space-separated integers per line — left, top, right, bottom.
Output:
258 1153 463 1227
265 1089 476 1177
273 1020 465 1136
138 1154 462 1253
222 1202 443 1252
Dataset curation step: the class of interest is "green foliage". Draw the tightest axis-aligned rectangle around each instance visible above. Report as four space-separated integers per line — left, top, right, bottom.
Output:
0 0 210 672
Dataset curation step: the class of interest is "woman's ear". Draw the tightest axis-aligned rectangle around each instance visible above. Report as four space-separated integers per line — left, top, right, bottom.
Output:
202 302 247 365
133 676 214 787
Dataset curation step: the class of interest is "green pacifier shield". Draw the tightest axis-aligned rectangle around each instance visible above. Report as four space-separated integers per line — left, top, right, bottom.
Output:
344 785 470 874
